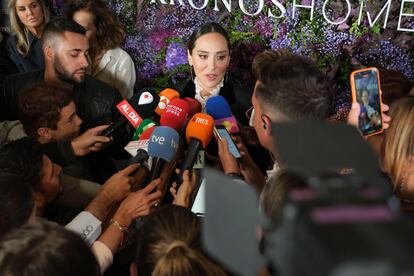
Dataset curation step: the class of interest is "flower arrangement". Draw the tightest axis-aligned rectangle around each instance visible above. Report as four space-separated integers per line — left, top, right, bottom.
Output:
49 0 414 115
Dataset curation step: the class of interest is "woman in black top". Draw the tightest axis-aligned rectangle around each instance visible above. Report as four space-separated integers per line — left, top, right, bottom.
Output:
7 0 49 72
176 23 270 172
0 31 18 84
176 22 252 125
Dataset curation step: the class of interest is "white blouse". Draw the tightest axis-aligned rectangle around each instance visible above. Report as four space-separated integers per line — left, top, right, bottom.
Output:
89 47 136 99
194 77 224 111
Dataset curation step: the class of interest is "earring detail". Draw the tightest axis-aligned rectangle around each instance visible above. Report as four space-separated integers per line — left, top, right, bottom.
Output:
190 65 194 82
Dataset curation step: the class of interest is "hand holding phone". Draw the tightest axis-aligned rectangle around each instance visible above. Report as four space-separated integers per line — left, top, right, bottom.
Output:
214 126 242 159
350 67 384 136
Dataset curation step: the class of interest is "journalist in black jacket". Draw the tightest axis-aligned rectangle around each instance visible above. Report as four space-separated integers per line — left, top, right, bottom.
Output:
1 69 122 129
0 70 128 183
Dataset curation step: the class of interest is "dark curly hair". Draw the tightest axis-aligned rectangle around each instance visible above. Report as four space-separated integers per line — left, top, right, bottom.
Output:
0 137 44 192
0 172 35 238
19 81 74 138
65 0 125 51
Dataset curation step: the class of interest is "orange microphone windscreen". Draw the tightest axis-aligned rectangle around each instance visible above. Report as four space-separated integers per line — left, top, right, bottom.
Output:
185 113 214 149
155 88 180 116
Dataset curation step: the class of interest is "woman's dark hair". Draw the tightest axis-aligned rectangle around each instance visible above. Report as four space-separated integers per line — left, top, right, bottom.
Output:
187 22 230 54
65 0 125 50
0 172 35 238
136 205 226 276
0 220 100 276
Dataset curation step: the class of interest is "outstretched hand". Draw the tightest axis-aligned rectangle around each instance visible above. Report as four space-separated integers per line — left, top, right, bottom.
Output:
113 179 162 226
71 125 111 156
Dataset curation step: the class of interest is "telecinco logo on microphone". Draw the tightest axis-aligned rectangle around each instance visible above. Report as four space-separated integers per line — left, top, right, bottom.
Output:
138 91 154 105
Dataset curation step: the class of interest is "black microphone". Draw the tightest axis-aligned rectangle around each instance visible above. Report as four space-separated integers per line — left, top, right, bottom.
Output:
128 149 149 165
101 88 160 137
176 113 214 186
147 126 180 181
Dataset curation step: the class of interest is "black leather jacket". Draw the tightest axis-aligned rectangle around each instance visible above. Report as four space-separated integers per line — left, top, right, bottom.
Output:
0 70 122 131
0 70 129 183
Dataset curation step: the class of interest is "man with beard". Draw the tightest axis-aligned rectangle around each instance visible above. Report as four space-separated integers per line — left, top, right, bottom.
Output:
0 18 128 183
1 18 122 130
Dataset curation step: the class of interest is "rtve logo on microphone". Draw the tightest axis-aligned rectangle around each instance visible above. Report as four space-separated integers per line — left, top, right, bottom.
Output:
151 135 178 151
151 135 165 145
171 138 179 151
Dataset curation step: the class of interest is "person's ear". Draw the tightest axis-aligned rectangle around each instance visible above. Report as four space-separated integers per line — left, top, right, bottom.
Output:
33 192 45 214
187 50 193 66
129 262 138 276
44 46 54 61
37 127 52 140
261 115 272 135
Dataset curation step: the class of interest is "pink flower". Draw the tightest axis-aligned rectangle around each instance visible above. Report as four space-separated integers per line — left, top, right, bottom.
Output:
337 22 350 31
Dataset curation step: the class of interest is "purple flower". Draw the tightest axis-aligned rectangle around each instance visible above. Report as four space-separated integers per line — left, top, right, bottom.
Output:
165 42 188 70
150 31 170 50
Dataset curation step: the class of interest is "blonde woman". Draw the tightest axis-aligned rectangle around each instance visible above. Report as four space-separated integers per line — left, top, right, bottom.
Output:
383 96 414 213
7 0 49 72
132 205 227 276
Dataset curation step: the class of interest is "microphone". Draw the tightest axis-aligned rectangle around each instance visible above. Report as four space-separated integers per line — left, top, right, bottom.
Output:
147 126 180 181
139 125 156 140
128 149 149 165
155 88 180 116
102 88 160 137
132 119 158 141
177 113 214 186
205 96 239 134
183 97 202 118
159 98 190 132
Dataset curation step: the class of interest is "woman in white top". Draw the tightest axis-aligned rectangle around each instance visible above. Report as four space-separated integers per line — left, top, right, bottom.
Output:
66 0 136 99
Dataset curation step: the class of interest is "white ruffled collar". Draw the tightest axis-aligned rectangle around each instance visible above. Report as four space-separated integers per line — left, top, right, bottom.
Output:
194 77 224 110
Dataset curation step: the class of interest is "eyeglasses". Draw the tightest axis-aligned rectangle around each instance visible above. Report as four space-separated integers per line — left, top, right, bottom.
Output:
245 106 255 127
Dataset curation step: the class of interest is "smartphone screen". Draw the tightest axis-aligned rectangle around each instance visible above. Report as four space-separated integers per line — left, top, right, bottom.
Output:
215 126 242 159
351 68 383 136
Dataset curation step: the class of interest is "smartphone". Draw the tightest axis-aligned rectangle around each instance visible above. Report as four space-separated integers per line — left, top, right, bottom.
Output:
350 67 384 137
214 125 242 159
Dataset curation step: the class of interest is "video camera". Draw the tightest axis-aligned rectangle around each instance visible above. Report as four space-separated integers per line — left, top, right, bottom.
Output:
203 121 414 276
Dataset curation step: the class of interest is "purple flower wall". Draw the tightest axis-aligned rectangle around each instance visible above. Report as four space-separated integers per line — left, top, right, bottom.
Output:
50 0 414 117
